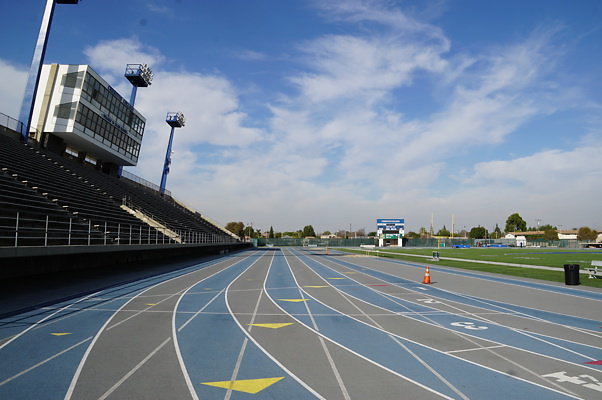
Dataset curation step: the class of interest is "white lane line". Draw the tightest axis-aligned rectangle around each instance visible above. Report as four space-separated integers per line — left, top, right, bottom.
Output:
282 251 352 400
224 254 271 400
349 254 602 336
64 252 256 400
226 250 327 400
330 252 602 353
0 291 101 350
447 345 506 354
171 251 262 400
286 249 464 400
96 337 172 400
301 250 583 398
0 336 93 387
266 250 453 400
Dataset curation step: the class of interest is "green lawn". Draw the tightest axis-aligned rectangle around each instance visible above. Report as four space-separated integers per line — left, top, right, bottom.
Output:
339 247 602 288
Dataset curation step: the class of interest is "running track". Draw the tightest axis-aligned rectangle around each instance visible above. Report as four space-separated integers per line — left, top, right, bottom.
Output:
0 247 601 399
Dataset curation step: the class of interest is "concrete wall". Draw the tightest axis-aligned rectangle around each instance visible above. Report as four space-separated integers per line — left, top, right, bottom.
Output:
0 242 250 278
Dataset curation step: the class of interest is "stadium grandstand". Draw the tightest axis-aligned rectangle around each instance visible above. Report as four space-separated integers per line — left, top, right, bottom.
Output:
0 64 246 278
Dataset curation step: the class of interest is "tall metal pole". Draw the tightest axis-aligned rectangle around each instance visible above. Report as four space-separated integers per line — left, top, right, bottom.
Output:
18 0 78 143
159 126 175 195
129 85 138 105
160 112 185 195
18 0 56 142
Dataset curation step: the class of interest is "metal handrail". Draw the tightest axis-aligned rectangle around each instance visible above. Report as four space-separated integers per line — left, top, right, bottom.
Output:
0 211 236 248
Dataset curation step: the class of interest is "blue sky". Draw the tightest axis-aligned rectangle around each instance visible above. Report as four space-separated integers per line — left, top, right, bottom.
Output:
1 0 601 234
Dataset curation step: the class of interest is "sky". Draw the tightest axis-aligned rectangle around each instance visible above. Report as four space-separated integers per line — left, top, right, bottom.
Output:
1 0 601 234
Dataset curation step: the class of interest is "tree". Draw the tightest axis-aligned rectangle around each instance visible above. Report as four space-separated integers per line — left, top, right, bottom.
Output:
469 226 488 239
269 226 275 238
302 225 316 237
436 225 451 237
578 226 598 241
405 231 419 239
539 224 556 231
543 228 558 240
225 221 245 238
322 230 332 236
492 224 502 239
505 213 527 233
367 231 377 237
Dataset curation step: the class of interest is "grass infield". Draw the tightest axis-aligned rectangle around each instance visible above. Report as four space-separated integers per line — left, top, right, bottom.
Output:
338 247 602 289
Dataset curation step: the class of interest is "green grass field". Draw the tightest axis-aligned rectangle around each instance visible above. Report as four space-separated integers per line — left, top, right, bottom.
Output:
339 247 602 288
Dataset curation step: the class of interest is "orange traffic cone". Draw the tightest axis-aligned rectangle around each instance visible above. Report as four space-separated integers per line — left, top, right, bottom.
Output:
422 266 432 284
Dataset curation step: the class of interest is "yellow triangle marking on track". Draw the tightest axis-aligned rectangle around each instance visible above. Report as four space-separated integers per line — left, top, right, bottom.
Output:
304 285 328 288
51 333 72 336
278 298 309 303
201 377 284 394
248 323 294 329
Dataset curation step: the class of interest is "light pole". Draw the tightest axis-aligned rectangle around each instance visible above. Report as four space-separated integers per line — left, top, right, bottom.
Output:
160 112 185 195
19 0 79 143
124 64 153 105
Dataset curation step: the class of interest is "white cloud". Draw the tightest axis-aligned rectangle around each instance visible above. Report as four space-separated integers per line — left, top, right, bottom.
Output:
1 2 594 233
83 37 166 83
0 60 27 119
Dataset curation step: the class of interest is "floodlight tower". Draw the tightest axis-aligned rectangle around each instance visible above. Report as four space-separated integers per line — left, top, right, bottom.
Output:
124 64 153 105
19 0 79 143
159 112 185 195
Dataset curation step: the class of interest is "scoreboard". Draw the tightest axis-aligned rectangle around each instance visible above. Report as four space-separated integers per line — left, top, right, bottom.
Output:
377 218 404 239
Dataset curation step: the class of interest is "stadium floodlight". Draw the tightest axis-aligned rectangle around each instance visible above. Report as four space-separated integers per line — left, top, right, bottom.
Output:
159 112 185 195
18 0 79 143
124 63 153 105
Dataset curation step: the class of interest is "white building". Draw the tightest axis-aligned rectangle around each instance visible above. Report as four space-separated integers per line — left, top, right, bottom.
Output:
30 64 146 174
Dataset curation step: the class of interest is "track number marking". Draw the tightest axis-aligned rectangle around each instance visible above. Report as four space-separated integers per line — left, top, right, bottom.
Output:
542 371 602 392
416 298 442 304
450 321 488 330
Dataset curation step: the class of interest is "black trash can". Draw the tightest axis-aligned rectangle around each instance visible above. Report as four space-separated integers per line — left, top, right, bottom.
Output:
563 264 580 285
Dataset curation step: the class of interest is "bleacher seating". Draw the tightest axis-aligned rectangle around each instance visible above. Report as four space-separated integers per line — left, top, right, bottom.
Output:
0 131 234 247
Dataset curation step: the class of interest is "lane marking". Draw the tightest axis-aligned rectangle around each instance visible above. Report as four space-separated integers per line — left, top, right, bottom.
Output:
282 251 351 400
302 250 585 398
50 332 72 336
225 250 327 400
172 251 263 400
66 251 259 400
278 299 309 303
0 336 92 387
97 337 172 400
248 323 294 329
304 285 328 288
289 250 469 400
446 345 506 354
225 255 273 400
273 249 454 400
0 291 100 350
201 377 284 394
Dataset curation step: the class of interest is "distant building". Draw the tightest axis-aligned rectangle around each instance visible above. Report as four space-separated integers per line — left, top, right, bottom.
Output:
30 64 146 175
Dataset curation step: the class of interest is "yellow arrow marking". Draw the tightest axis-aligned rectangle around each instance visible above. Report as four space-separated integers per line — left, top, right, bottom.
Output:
201 377 284 394
51 333 72 336
278 299 309 303
327 278 345 280
304 285 328 288
248 323 293 329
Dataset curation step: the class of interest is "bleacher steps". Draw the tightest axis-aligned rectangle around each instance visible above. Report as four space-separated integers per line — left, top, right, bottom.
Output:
120 204 182 243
